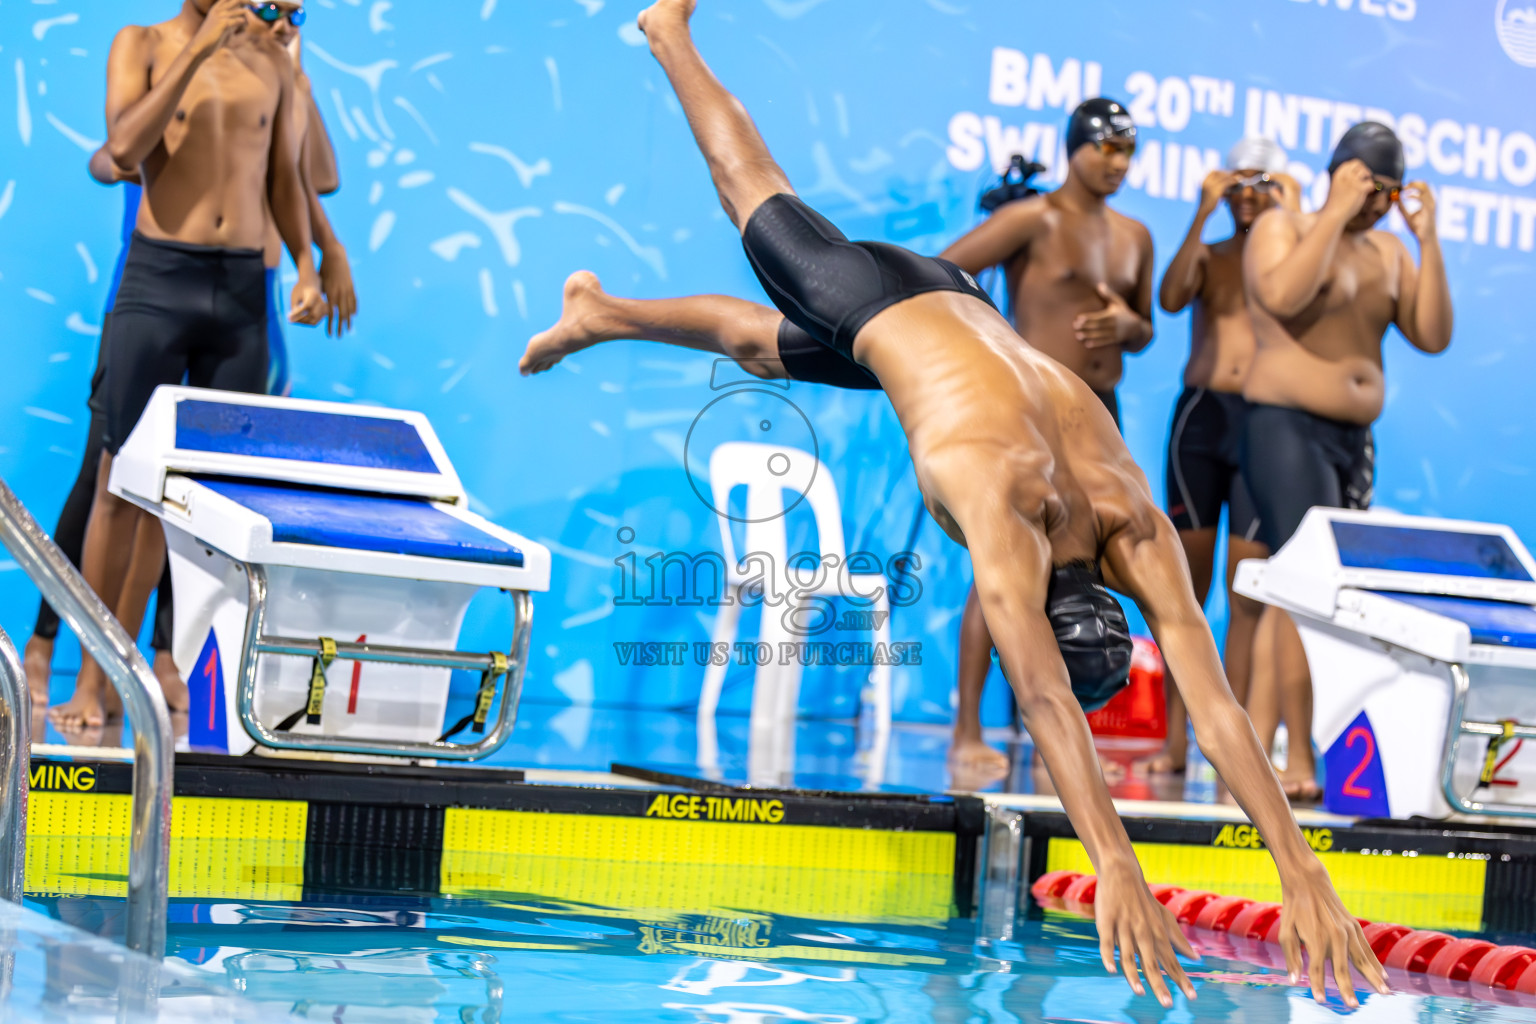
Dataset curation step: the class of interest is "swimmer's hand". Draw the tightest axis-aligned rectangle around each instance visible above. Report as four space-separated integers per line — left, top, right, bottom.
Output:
191 0 254 59
1397 182 1437 242
1272 172 1303 214
288 274 326 327
1094 859 1198 1008
319 244 357 337
1200 170 1239 215
1323 159 1375 222
1278 860 1389 1007
1074 283 1142 349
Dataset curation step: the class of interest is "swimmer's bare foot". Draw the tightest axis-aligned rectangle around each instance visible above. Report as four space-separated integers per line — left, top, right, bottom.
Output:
24 634 54 708
1282 774 1322 803
154 650 189 714
48 677 110 733
521 271 620 375
637 0 697 41
948 735 1010 787
1134 734 1188 776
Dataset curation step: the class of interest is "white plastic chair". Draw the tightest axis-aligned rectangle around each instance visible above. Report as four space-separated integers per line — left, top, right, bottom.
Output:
696 441 892 786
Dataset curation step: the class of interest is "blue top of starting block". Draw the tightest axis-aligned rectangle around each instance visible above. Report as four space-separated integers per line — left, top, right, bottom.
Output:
1375 591 1536 649
1334 522 1533 581
198 477 523 567
176 400 440 474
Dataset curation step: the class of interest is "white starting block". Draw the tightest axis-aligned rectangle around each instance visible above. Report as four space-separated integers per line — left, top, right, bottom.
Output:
109 386 551 760
1236 508 1536 820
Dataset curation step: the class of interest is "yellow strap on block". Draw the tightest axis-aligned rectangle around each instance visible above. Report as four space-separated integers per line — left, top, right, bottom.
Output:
472 651 510 734
306 637 338 726
1479 719 1518 787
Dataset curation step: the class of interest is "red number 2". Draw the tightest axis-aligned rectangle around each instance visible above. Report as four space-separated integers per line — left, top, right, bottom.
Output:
1342 726 1375 798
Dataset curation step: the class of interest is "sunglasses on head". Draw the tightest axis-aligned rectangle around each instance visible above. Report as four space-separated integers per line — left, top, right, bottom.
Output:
250 3 306 26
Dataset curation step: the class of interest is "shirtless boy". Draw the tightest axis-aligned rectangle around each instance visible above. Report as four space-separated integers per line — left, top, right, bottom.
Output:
1242 122 1452 798
50 0 325 731
521 1 1388 1005
1142 137 1295 774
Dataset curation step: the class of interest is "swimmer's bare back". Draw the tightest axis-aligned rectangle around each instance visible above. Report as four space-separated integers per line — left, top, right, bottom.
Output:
850 287 1126 565
105 0 322 321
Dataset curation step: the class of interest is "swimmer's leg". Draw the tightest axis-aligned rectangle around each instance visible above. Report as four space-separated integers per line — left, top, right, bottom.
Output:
50 454 135 731
948 584 1010 779
1222 536 1268 708
521 271 789 379
639 0 795 229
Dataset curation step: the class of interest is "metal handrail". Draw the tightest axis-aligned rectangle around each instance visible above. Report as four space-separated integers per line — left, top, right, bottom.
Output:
237 565 532 760
0 628 28 904
0 479 173 956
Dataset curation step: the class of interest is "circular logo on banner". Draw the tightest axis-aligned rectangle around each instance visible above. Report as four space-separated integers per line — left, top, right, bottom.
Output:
1497 0 1536 66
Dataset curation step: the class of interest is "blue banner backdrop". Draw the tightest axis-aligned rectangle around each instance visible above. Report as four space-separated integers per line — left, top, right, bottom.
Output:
1 0 1531 725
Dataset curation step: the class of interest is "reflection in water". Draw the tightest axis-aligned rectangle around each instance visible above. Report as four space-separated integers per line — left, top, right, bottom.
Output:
20 892 1536 1023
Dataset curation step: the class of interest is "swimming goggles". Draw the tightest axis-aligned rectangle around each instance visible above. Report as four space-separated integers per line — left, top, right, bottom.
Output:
250 3 306 27
1372 180 1403 202
1230 173 1278 192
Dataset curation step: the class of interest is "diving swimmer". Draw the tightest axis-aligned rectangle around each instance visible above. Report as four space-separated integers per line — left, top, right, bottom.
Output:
523 0 1390 1006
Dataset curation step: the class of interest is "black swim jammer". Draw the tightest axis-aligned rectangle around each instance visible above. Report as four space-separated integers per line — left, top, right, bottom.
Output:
1241 403 1374 551
743 194 997 387
100 232 270 453
1166 386 1261 541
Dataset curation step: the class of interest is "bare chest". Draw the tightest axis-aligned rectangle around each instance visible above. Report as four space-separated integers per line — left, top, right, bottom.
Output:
1314 238 1398 323
1016 214 1140 298
151 45 280 151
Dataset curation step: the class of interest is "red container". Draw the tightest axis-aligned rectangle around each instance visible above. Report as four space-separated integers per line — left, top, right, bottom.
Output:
1385 931 1456 973
1229 902 1283 941
1193 895 1255 933
1469 946 1536 990
1362 923 1413 961
1030 870 1082 901
1148 884 1186 905
1426 939 1496 981
1164 890 1219 925
1086 637 1167 739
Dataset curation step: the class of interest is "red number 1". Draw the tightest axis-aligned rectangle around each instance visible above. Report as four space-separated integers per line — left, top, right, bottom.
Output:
1342 727 1375 798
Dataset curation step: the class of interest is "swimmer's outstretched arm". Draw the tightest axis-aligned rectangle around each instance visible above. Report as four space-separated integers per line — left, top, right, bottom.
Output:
1101 510 1390 1006
966 500 1196 1009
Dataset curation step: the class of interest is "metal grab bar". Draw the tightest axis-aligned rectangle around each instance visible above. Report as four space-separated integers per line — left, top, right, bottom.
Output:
0 628 28 904
0 479 173 956
237 565 532 761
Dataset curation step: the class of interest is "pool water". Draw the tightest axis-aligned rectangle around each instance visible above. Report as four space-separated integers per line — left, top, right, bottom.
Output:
21 892 1536 1023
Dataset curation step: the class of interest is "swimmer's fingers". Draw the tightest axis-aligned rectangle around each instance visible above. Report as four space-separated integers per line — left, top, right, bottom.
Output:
1278 915 1303 987
1098 920 1117 975
1330 928 1360 1009
289 284 326 325
1134 927 1175 1008
1117 923 1145 999
1349 922 1391 997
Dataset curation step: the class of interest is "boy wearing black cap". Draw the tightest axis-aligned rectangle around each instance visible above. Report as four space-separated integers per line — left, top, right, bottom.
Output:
936 97 1155 776
1241 121 1453 800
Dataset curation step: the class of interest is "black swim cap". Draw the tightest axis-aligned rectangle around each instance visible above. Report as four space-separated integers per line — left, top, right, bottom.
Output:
1066 98 1137 157
991 563 1133 712
1329 121 1404 181
1046 563 1133 711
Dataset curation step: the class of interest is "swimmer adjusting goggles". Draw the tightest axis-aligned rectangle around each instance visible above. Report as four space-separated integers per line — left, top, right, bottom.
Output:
251 2 306 26
1230 172 1278 192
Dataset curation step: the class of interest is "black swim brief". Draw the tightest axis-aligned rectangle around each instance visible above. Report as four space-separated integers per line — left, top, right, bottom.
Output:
101 232 270 453
742 193 997 377
1166 386 1261 541
1241 403 1374 552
